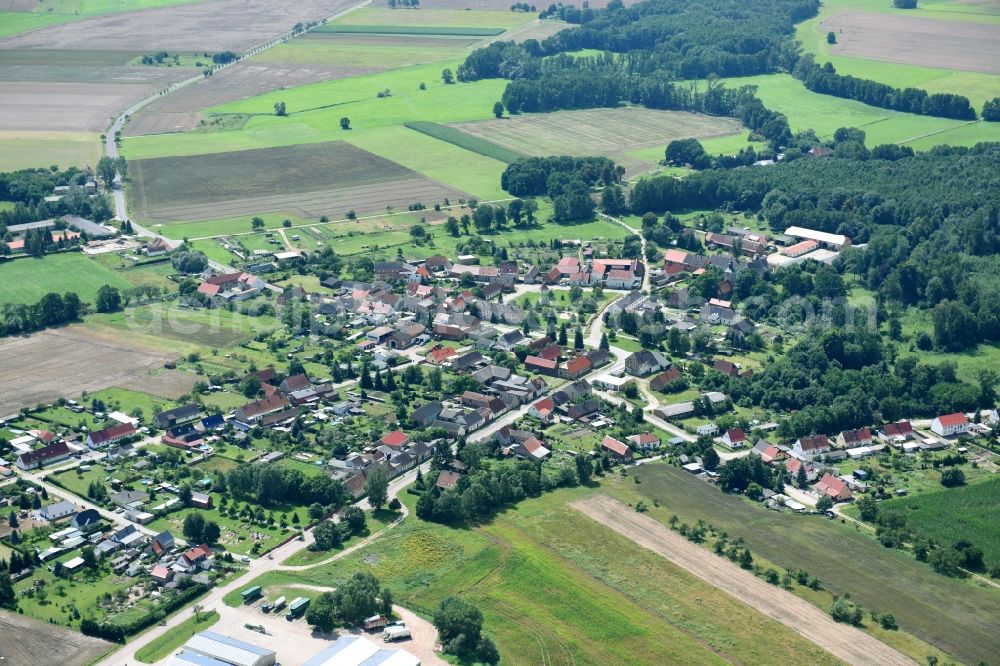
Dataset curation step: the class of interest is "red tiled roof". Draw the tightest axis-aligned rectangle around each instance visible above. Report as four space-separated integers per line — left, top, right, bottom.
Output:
532 397 554 414
380 430 409 448
882 421 913 437
840 428 871 444
797 435 829 451
816 473 850 499
539 344 561 361
725 428 746 443
525 356 557 370
936 413 967 427
89 422 136 446
601 435 630 457
565 356 591 374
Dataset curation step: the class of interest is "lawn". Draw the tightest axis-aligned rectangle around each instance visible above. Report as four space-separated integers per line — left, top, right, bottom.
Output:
88 302 279 350
90 386 177 423
227 490 840 665
877 476 1000 569
625 463 1000 666
146 502 289 556
280 508 400 566
0 252 134 305
135 610 219 664
90 253 178 291
719 73 1000 147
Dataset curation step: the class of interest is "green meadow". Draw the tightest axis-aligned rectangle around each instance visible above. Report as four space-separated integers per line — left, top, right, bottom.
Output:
0 0 210 39
0 253 134 305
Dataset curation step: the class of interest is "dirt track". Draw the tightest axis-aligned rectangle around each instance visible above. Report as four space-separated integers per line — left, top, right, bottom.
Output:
572 495 916 666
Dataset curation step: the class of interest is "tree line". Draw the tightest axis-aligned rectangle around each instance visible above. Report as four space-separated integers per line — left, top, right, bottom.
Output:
793 55 976 120
223 463 347 509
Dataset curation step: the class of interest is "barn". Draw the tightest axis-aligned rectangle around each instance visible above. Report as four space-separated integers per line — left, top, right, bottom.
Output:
177 631 276 666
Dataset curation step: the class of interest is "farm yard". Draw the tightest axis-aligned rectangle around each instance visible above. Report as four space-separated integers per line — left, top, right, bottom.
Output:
128 140 470 223
0 325 174 415
624 463 1000 666
823 12 1000 75
0 0 358 51
0 611 110 666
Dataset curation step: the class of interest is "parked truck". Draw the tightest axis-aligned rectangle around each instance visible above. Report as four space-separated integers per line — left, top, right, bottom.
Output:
286 596 310 620
241 586 262 604
383 625 411 642
271 596 287 613
364 614 387 631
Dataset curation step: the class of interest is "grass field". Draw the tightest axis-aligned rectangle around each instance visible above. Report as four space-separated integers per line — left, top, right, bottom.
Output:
135 610 219 664
231 490 841 665
0 253 134 305
406 121 527 163
257 34 468 71
878 476 1000 568
721 73 1000 146
626 463 1000 666
0 131 101 171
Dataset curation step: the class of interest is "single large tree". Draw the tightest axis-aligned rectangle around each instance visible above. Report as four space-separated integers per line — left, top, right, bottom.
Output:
95 284 122 313
365 466 389 510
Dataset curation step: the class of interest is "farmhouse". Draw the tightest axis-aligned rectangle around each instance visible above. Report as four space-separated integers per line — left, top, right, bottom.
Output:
930 412 969 437
785 458 817 482
525 355 558 376
561 355 592 379
650 367 682 391
628 432 660 450
15 441 71 470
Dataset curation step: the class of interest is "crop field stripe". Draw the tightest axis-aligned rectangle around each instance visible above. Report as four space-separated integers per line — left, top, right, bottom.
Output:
405 121 528 164
313 24 506 36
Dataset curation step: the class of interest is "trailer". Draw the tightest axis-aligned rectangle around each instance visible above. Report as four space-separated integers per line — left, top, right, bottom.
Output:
241 585 263 604
383 625 411 642
286 596 310 619
271 596 287 612
364 614 387 631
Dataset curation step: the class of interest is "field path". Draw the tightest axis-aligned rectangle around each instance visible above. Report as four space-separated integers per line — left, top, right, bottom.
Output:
572 495 916 666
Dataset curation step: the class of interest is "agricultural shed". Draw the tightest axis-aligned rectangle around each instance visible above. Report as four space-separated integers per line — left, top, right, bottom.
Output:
183 631 275 666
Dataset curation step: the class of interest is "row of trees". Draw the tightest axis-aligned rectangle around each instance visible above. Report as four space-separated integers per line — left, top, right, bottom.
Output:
224 464 347 509
794 55 976 120
0 291 83 337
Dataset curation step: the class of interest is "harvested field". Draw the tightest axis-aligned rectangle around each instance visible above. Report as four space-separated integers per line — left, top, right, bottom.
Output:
129 141 469 222
313 24 505 36
0 81 153 131
0 49 196 85
0 0 358 51
0 326 173 416
824 12 1000 75
0 611 110 666
451 107 743 175
574 495 915 666
0 130 101 170
124 61 370 136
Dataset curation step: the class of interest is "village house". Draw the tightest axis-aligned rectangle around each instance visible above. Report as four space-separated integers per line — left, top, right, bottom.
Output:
721 428 747 449
379 430 409 451
86 422 136 449
878 421 914 443
197 272 264 301
600 435 633 462
435 470 462 491
36 500 77 521
793 435 831 458
751 440 785 464
815 473 853 502
649 367 682 391
528 396 556 423
628 432 660 450
16 441 71 470
525 355 558 376
836 428 873 449
234 395 292 428
624 350 670 377
696 423 719 436
560 355 592 380
930 412 969 437
426 344 457 365
153 404 201 430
